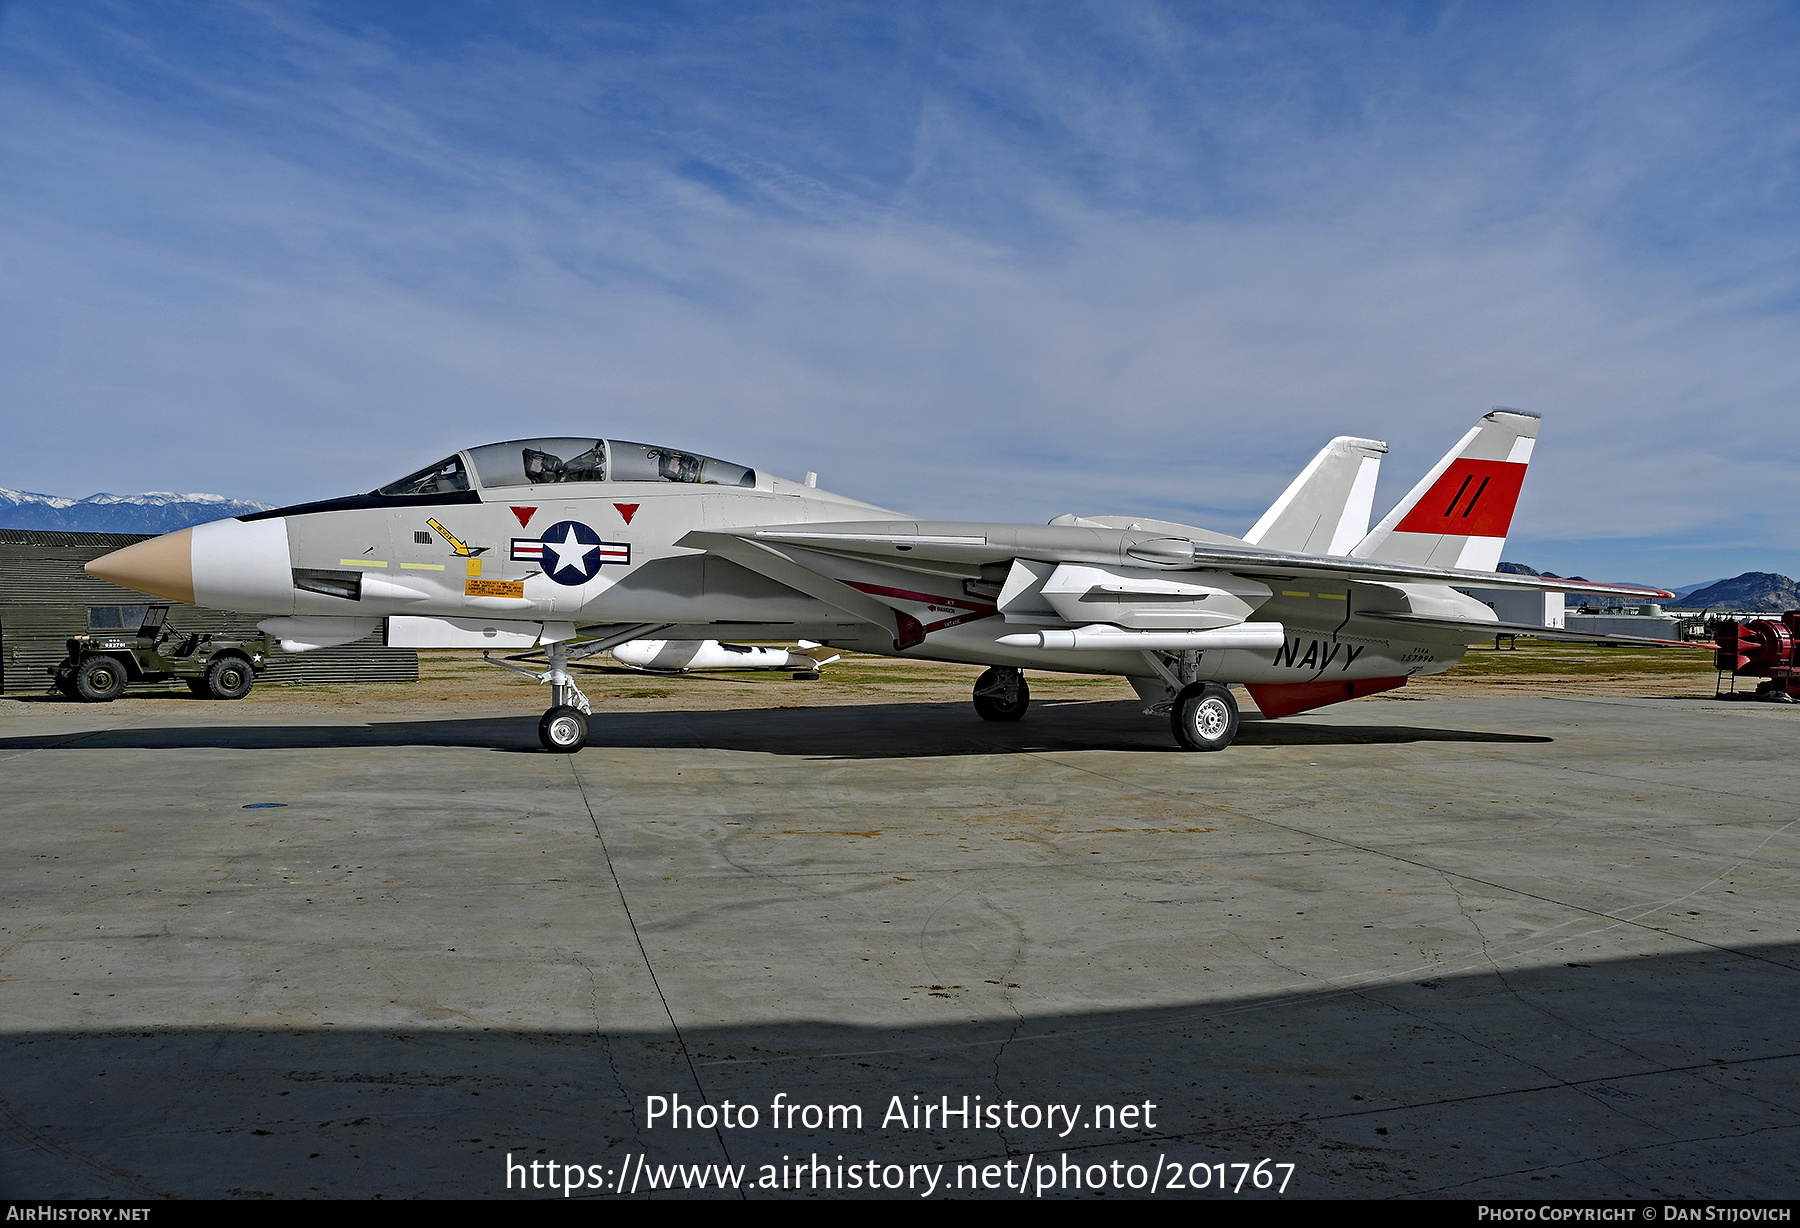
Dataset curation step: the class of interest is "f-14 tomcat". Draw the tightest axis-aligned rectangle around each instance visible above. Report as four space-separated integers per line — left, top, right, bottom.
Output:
87 409 1671 753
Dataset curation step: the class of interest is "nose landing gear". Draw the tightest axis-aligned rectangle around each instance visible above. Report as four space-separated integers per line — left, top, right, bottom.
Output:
482 636 595 751
536 640 592 752
483 624 672 753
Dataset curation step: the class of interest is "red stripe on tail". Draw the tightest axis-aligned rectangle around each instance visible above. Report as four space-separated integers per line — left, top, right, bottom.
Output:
1393 460 1527 538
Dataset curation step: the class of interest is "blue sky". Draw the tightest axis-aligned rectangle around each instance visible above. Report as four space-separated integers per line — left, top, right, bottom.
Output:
2 1 1796 585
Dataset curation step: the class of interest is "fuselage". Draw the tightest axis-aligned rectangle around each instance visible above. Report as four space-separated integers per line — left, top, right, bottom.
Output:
86 435 1486 692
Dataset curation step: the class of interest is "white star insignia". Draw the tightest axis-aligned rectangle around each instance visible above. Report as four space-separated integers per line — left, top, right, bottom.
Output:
538 525 596 579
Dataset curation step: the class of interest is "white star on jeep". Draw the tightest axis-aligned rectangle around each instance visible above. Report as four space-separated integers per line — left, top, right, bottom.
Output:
537 524 596 579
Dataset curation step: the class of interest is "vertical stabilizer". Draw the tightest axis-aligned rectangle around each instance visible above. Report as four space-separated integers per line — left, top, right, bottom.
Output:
1244 436 1388 555
1349 408 1538 571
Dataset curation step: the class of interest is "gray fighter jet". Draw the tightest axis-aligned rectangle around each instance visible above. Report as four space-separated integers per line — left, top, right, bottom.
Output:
86 412 1672 752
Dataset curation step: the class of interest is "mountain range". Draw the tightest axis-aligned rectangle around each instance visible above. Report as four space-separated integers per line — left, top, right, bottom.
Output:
1667 573 1800 612
1499 561 1796 611
0 487 271 535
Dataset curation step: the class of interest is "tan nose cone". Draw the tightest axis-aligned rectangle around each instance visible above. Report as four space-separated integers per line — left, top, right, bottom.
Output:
85 528 196 605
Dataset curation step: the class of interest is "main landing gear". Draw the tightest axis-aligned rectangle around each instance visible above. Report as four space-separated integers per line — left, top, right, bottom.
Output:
1170 682 1239 751
973 666 1029 721
1138 649 1242 751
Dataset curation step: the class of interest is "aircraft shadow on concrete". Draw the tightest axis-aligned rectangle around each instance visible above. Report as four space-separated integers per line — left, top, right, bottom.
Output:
0 700 1551 758
3 942 1794 1199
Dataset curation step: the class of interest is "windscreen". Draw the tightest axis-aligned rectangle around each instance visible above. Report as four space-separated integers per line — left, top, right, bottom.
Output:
377 455 470 496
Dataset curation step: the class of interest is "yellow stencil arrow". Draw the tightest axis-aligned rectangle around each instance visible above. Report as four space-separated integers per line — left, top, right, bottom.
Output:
427 518 488 557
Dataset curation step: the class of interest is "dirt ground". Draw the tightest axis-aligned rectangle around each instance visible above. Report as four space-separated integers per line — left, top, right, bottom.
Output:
4 638 1729 717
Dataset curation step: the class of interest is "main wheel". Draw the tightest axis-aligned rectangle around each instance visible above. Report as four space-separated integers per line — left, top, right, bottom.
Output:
1171 682 1239 751
972 666 1029 721
539 706 589 752
73 656 128 703
202 656 255 700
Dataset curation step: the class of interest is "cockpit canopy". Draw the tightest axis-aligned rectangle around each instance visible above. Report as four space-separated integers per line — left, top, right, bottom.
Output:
377 438 756 496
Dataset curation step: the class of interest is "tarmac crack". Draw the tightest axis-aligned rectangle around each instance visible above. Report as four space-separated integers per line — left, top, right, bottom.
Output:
568 946 641 1150
564 755 741 1191
1430 874 1618 1044
981 896 1030 1161
1441 871 1498 964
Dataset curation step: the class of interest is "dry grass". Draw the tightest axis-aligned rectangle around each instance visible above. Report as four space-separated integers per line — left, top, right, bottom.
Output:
1397 639 1719 701
5 636 1725 717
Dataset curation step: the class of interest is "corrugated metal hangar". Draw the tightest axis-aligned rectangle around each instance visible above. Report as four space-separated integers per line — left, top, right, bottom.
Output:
0 529 417 695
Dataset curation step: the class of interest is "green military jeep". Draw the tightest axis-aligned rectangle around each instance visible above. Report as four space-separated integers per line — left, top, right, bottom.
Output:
52 605 268 702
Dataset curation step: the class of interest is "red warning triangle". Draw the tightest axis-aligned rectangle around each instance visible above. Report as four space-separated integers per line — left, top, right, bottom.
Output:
510 506 536 528
614 503 639 525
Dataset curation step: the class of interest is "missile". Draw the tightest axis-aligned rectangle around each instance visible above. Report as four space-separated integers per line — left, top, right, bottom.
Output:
996 622 1287 652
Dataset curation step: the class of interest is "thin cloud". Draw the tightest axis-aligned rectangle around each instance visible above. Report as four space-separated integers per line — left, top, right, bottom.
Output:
0 1 1794 582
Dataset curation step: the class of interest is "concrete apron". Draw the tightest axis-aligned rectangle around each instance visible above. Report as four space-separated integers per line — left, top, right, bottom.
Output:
0 693 1795 1199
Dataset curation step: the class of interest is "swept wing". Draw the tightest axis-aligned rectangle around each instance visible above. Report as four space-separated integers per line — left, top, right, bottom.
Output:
696 522 1672 602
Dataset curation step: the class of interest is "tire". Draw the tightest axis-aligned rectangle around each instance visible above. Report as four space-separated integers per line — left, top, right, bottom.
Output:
202 656 256 700
539 706 589 752
1171 682 1239 751
972 666 1029 722
73 656 128 703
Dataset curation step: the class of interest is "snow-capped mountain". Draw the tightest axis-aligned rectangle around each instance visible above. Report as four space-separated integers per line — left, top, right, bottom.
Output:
0 487 273 534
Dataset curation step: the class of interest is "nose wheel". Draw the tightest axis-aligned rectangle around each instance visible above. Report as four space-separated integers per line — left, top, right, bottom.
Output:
539 706 590 753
